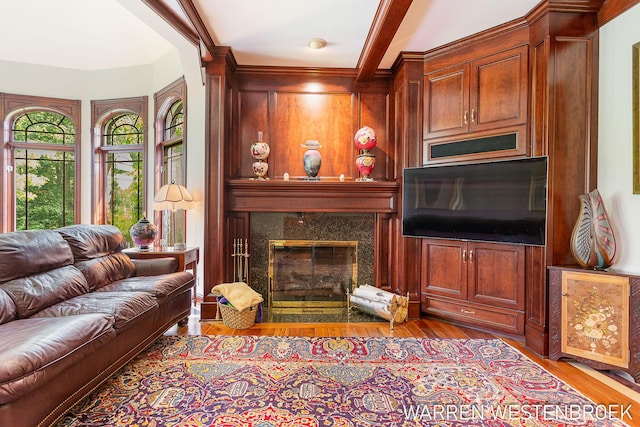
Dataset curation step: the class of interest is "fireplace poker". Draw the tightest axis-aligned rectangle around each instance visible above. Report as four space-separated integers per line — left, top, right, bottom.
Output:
243 238 249 282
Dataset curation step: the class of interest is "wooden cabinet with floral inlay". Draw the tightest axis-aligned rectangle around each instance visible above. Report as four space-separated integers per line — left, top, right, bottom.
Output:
548 266 640 383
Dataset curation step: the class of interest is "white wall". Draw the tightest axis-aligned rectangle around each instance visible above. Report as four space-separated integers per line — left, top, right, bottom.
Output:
598 3 640 274
0 46 206 286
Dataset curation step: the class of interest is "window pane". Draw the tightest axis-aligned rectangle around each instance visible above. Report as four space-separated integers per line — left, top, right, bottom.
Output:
163 142 183 185
165 101 183 140
14 148 74 230
104 113 143 146
12 111 76 145
105 151 143 243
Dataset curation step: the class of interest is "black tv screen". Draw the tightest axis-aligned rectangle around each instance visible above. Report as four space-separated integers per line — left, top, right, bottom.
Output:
402 157 547 245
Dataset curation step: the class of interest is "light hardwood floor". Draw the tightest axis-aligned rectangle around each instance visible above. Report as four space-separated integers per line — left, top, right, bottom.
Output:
166 312 640 426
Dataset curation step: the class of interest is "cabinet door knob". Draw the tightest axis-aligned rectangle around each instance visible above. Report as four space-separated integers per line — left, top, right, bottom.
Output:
461 309 476 315
462 249 467 263
463 110 468 124
471 109 476 123
561 292 567 297
469 250 473 263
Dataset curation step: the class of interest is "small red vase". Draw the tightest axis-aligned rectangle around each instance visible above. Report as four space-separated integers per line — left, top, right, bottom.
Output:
355 153 376 182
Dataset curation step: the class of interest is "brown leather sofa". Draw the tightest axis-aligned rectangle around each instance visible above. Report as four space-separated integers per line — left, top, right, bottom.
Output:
0 224 195 427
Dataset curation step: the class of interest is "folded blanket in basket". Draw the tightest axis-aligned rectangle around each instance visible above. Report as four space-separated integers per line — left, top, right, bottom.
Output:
212 282 264 312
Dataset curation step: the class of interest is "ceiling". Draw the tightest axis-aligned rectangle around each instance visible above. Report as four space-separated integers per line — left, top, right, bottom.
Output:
0 0 540 72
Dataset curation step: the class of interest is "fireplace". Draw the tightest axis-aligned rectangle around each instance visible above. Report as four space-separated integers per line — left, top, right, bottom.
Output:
249 212 374 313
268 240 357 314
200 180 400 321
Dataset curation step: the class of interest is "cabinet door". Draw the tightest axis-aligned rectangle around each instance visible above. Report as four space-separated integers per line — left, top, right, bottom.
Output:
421 239 467 299
423 63 470 139
470 46 528 132
467 241 524 310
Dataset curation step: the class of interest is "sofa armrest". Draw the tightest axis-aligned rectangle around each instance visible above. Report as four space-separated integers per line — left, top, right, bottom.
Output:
131 258 178 276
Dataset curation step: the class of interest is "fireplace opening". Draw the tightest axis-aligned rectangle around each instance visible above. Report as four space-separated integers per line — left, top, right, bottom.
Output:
268 240 357 314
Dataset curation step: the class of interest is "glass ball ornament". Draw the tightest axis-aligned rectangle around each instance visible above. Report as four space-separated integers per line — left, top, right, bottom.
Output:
250 131 270 180
354 126 377 152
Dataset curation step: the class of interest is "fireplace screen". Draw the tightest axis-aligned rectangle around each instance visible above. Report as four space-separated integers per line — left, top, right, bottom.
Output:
268 240 357 313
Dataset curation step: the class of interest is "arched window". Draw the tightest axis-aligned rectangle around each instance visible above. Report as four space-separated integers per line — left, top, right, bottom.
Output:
154 78 187 247
92 97 147 244
163 100 184 185
0 94 80 232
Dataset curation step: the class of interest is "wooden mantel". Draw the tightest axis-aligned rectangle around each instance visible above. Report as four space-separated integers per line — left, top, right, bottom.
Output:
226 179 400 213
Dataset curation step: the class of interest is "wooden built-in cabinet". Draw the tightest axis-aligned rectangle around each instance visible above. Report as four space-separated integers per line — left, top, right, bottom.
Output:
420 239 525 336
423 45 528 163
424 46 528 140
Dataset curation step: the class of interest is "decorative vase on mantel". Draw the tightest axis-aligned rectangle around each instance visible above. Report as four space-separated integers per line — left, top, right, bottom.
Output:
570 189 617 270
302 140 322 180
129 215 158 251
354 126 377 182
250 131 270 180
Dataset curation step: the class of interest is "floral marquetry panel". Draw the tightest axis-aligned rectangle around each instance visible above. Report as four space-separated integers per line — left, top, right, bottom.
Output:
548 266 640 384
561 271 629 368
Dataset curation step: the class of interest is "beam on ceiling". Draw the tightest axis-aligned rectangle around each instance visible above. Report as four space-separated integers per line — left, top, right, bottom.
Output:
356 0 413 81
141 0 199 45
177 0 217 61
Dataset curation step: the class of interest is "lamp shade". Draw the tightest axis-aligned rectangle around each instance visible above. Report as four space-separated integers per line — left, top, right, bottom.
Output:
153 183 194 210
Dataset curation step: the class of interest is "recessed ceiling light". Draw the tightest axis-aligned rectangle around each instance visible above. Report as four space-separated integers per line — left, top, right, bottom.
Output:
307 38 327 50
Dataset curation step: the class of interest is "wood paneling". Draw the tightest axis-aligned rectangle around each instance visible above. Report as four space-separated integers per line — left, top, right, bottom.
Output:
272 92 354 179
358 93 390 180
235 72 392 181
226 180 398 213
525 245 548 355
374 213 394 292
238 91 269 178
526 6 600 355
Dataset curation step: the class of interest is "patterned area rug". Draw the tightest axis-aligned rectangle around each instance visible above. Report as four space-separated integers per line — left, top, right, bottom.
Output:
56 335 630 426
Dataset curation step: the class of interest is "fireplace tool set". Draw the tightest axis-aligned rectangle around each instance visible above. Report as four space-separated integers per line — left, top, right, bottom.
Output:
232 238 250 283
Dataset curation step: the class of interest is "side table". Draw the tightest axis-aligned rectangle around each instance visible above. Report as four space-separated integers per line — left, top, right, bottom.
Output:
124 246 200 302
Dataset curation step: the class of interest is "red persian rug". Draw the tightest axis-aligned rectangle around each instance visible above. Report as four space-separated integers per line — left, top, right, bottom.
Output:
55 335 630 427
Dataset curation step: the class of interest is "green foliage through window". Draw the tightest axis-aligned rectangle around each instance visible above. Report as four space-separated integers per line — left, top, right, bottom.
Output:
11 111 76 230
102 113 145 244
13 111 75 145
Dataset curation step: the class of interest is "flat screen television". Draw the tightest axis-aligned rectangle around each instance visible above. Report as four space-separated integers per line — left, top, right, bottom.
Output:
402 156 547 245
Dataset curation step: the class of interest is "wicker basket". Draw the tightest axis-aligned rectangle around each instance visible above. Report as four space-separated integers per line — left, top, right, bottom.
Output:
219 302 258 329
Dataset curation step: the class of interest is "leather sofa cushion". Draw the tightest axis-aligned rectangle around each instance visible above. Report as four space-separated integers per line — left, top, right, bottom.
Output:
30 291 158 330
0 314 115 404
0 290 17 325
74 252 136 291
98 271 194 298
0 230 73 284
0 266 89 319
56 224 127 261
132 257 178 276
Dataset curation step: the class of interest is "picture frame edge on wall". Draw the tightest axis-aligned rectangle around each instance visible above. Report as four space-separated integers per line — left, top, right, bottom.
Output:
632 41 640 194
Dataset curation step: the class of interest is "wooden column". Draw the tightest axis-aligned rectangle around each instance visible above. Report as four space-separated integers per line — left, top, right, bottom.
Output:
202 47 237 320
526 1 601 355
391 53 424 318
